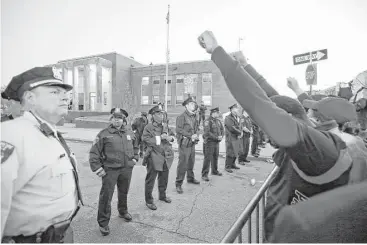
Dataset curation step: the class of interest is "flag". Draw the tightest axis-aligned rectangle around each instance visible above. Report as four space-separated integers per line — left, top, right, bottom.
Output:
166 5 170 24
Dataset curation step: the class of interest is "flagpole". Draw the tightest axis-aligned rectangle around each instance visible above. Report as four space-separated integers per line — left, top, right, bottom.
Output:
165 4 170 112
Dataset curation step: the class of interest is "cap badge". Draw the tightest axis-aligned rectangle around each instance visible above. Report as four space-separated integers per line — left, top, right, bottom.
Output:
52 67 63 80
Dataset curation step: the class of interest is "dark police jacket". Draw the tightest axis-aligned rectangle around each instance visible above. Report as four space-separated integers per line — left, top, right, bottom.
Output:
89 124 139 171
224 113 242 157
142 121 175 171
240 115 252 137
132 116 148 136
176 110 198 147
198 105 207 115
203 116 224 143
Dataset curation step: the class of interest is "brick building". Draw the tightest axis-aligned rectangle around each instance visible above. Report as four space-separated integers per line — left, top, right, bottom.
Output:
131 60 237 114
49 52 238 117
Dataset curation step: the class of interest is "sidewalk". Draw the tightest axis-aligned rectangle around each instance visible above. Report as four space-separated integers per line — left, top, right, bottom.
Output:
59 124 274 161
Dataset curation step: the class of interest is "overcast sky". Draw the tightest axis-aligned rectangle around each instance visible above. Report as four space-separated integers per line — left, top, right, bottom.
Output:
2 0 367 97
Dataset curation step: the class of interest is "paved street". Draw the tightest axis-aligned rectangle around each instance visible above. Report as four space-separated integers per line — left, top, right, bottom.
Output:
68 141 274 243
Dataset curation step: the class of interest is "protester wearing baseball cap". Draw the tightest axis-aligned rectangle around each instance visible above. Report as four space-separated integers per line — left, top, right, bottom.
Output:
303 97 357 127
197 30 366 241
89 107 138 236
1 66 81 243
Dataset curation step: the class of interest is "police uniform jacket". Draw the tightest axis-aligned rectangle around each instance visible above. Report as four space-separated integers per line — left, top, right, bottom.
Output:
199 105 207 115
1 112 78 237
142 122 175 171
132 116 148 136
240 115 252 137
89 124 139 172
224 113 242 157
203 116 224 143
176 110 198 146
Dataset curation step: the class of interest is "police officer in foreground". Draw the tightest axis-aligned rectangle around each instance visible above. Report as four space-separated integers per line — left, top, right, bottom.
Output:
89 108 139 236
224 103 242 173
175 97 200 194
1 66 83 243
132 111 149 158
142 105 175 210
202 107 224 181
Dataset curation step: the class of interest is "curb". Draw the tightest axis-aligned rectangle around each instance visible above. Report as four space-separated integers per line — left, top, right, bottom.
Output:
65 138 272 162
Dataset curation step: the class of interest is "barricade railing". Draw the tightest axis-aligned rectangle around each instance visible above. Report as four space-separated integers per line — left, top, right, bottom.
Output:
221 166 279 243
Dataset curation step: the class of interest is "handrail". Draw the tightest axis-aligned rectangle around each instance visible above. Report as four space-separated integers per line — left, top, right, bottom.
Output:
221 166 279 243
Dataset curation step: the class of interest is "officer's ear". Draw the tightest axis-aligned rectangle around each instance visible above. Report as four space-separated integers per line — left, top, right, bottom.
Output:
21 91 36 107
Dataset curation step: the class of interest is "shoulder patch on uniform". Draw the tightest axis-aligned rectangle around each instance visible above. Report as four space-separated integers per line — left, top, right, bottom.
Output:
1 141 15 164
204 121 209 126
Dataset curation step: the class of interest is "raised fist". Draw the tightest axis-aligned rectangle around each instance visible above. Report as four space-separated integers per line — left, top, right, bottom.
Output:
287 77 300 92
198 30 219 54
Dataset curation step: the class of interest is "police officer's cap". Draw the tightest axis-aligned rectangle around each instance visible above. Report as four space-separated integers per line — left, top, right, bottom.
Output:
182 97 196 106
229 103 238 110
149 105 162 115
210 107 220 113
110 107 128 118
1 66 73 102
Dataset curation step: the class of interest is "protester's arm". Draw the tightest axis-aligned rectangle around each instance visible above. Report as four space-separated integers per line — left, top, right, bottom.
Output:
297 93 312 104
224 116 242 135
211 46 339 169
286 77 311 104
243 64 279 97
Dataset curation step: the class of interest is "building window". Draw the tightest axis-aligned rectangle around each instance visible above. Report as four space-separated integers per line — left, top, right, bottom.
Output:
152 76 160 104
176 75 185 104
202 73 212 106
78 93 84 110
164 76 172 105
104 92 108 105
184 74 198 101
141 77 150 105
89 92 96 111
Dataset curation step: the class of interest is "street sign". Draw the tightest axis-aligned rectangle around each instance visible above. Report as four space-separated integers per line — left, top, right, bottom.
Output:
306 63 317 85
293 49 328 65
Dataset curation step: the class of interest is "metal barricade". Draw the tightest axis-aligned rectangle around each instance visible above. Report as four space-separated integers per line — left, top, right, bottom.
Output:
221 166 279 243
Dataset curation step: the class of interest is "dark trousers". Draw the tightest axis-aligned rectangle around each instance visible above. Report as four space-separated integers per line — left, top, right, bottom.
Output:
176 145 196 186
198 114 205 126
225 156 236 169
97 167 133 228
145 158 169 204
202 141 220 177
238 136 250 162
259 130 265 145
251 132 259 154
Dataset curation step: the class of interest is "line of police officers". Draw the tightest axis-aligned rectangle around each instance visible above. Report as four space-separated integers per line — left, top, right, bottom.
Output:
1 67 255 241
